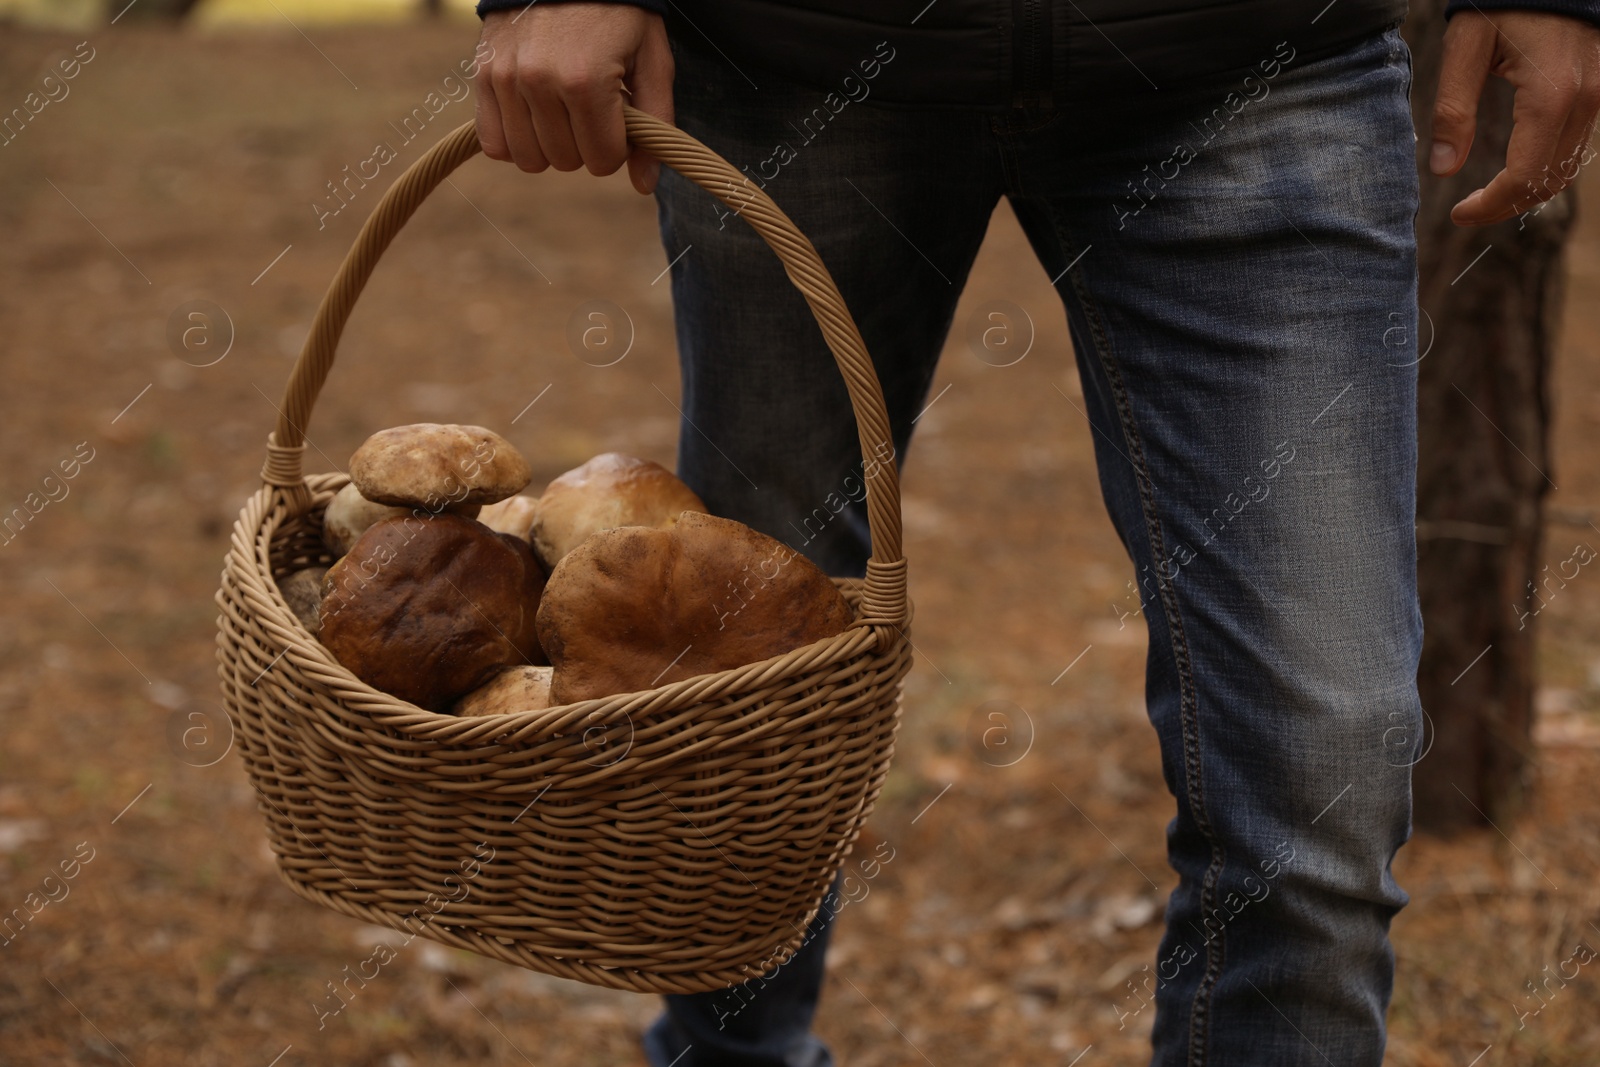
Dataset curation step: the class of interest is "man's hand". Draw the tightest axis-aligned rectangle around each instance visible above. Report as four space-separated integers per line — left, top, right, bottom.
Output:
474 4 674 195
1430 10 1600 226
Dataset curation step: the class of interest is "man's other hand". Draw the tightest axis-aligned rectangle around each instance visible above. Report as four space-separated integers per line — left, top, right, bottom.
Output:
474 4 674 194
1430 10 1600 226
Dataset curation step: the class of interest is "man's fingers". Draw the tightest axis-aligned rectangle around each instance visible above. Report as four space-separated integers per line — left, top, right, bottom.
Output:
1452 78 1572 225
627 24 675 127
474 61 511 163
1431 13 1497 175
491 63 549 173
625 24 675 195
472 6 674 192
564 70 631 178
523 68 584 172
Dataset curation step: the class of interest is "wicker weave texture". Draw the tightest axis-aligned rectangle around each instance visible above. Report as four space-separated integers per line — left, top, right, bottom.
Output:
215 114 912 994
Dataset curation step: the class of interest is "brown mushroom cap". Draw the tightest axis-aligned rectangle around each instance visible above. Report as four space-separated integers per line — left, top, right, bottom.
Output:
349 423 532 510
537 511 854 704
321 482 481 558
318 513 547 711
495 531 548 665
530 452 707 569
454 666 554 716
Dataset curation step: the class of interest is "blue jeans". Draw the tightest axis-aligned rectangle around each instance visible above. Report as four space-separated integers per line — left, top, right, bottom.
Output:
646 23 1422 1067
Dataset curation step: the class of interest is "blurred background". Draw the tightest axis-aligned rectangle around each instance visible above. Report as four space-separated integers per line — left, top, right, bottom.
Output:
1 2 1598 1064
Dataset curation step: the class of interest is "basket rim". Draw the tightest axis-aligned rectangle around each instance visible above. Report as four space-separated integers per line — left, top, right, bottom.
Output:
232 473 906 747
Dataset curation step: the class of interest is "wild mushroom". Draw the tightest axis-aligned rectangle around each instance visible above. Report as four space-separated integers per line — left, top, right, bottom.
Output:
529 452 706 570
318 513 546 711
349 423 531 512
279 566 327 633
320 482 481 558
476 494 539 542
454 665 555 716
537 512 852 704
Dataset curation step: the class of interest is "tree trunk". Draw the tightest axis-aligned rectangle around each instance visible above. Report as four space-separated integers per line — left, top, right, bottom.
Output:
1403 2 1573 831
111 0 206 20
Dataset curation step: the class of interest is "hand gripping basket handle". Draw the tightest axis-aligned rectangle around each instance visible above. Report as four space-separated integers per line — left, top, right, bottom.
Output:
259 111 907 629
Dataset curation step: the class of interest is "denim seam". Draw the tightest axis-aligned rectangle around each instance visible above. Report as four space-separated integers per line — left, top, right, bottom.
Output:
1039 201 1227 1067
991 122 1024 196
1390 27 1413 104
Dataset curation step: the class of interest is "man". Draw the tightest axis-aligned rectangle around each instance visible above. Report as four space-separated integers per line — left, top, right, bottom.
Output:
470 1 1599 1064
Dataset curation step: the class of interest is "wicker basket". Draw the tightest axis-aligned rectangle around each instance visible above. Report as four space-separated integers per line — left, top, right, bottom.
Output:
215 112 912 994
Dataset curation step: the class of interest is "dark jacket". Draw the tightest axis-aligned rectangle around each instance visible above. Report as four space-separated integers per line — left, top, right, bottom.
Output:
478 0 1600 107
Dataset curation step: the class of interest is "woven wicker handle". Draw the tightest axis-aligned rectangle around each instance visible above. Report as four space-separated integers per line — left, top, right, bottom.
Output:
261 111 906 625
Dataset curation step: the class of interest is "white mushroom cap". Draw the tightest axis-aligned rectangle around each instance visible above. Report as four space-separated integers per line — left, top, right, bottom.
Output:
321 482 479 558
476 495 539 541
454 666 555 716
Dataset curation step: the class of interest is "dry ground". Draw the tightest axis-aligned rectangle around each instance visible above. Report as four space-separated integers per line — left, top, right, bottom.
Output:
1 20 1598 1067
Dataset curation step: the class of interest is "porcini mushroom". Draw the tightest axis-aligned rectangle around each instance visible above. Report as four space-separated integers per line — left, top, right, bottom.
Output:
349 423 532 512
318 513 546 711
529 453 706 570
536 512 852 704
454 665 555 716
476 494 539 542
321 482 481 559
